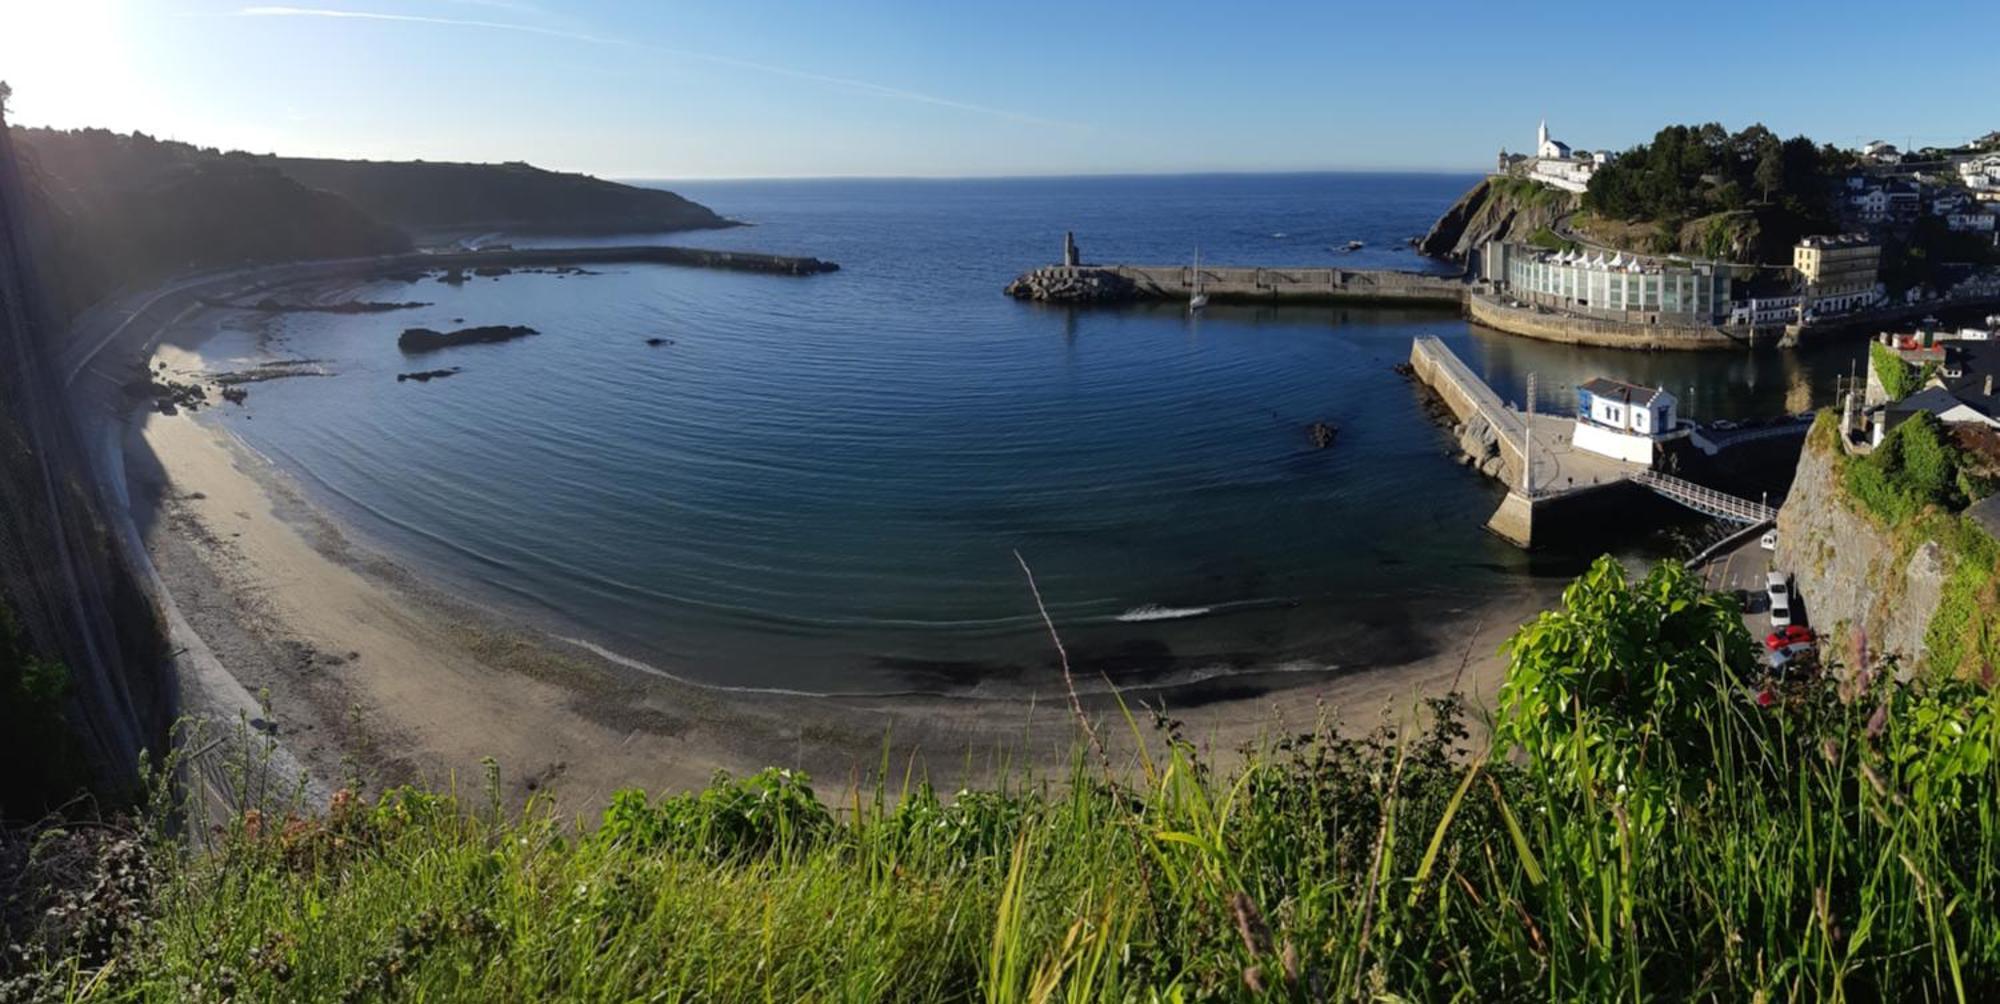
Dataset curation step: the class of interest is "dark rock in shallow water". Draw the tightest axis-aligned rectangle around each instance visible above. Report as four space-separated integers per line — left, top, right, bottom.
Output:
1308 421 1340 449
437 268 468 285
397 325 538 353
220 387 249 405
644 337 673 347
397 367 462 383
473 265 512 277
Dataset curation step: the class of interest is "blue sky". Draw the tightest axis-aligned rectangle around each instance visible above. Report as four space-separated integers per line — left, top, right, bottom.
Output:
3 0 1996 179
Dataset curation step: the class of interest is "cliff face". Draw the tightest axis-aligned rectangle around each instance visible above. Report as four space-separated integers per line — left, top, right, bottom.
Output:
1418 176 1577 262
1774 432 1948 668
0 116 170 809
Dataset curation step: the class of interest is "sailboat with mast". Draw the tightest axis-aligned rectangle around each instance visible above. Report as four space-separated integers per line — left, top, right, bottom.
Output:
1188 247 1209 312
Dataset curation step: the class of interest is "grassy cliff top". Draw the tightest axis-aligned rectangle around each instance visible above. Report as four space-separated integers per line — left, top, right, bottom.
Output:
11 555 2000 1000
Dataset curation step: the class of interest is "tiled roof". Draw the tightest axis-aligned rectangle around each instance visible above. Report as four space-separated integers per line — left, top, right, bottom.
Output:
1579 377 1666 405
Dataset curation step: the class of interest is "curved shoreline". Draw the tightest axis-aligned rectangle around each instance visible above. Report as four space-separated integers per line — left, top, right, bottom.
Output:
68 255 1546 809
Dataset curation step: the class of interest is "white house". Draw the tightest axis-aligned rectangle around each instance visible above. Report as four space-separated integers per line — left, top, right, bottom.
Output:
1573 378 1682 465
1851 187 1890 222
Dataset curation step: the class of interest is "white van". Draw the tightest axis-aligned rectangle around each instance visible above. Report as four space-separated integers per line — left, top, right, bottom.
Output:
1760 530 1778 551
1766 572 1792 628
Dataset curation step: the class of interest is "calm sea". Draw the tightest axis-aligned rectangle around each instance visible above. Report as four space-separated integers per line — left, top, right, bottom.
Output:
183 173 1860 696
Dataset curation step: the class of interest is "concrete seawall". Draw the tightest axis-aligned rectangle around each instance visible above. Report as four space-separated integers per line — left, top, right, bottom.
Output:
1466 292 1753 350
1114 264 1467 305
1007 264 1467 307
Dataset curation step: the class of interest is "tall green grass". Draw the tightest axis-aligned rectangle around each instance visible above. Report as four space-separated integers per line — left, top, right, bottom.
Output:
12 556 2000 1001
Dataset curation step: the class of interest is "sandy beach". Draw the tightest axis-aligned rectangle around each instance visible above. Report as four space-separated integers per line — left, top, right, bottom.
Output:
86 287 1558 815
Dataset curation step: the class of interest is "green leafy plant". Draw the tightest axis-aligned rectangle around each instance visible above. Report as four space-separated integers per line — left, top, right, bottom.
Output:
1495 556 1757 790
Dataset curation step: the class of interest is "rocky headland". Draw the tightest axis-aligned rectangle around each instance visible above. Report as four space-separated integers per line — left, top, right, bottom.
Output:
1417 176 1576 262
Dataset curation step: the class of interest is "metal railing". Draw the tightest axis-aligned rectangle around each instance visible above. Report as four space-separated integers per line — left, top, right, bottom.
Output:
1633 469 1777 524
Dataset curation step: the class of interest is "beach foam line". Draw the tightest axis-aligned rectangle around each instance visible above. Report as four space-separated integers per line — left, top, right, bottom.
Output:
1115 604 1212 623
1110 597 1293 624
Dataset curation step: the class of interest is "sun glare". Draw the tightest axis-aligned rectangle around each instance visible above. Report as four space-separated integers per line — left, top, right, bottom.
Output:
0 0 134 126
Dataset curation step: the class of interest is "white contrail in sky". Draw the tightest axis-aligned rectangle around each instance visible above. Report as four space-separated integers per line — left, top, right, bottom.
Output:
235 6 1082 130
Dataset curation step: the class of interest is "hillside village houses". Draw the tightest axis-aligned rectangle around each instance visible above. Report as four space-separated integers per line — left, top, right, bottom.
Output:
1864 321 2000 446
1486 128 2000 332
1862 140 1902 165
1959 151 2000 191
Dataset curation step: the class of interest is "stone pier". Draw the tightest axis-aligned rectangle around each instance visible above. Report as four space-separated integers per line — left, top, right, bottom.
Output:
1406 336 1643 547
1007 263 1468 307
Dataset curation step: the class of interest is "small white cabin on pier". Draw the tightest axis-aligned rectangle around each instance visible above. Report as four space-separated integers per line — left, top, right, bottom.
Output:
1573 378 1682 465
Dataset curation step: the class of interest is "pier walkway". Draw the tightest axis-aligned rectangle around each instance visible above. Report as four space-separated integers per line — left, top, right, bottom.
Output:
1632 470 1778 524
1408 337 1643 546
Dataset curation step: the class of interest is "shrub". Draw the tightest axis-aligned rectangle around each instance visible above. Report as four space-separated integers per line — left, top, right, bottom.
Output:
596 767 832 859
1495 556 1757 791
1844 412 1966 521
0 601 80 817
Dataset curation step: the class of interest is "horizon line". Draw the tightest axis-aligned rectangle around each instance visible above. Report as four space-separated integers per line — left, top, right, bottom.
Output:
610 166 1494 184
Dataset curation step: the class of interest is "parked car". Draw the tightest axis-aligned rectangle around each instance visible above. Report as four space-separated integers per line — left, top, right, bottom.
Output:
1764 624 1814 650
1767 572 1792 628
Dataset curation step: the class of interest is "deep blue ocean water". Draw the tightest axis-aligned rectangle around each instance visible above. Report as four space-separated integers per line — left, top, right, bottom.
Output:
183 173 1859 695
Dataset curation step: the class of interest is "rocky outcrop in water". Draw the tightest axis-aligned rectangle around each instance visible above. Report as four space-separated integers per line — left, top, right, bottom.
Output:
397 368 461 383
1004 267 1138 304
397 324 537 353
1418 176 1577 262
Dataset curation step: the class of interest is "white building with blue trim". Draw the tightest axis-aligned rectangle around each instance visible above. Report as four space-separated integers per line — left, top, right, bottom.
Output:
1573 378 1684 465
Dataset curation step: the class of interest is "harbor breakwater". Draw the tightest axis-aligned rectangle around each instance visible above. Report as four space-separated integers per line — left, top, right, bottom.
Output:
1006 264 1466 307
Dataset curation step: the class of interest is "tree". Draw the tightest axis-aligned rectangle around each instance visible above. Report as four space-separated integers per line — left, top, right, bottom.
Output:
1754 136 1784 202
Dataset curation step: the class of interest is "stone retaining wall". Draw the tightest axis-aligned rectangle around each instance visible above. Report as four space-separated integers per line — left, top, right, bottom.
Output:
1467 293 1755 351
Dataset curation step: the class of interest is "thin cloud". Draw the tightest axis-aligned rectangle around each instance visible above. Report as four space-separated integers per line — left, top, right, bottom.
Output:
235 6 1082 130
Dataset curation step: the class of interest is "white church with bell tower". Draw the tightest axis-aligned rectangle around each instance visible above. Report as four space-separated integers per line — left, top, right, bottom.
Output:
1498 119 1613 194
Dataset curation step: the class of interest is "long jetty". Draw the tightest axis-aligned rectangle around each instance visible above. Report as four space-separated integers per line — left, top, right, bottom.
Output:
1006 234 1465 307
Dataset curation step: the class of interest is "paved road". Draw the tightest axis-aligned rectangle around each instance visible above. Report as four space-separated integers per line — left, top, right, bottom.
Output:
1700 530 1807 649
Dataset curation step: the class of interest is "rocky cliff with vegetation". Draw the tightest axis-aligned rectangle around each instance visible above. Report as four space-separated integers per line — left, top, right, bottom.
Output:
14 128 412 323
266 156 732 236
11 127 735 323
1575 123 1845 264
1417 175 1575 262
1776 413 1998 675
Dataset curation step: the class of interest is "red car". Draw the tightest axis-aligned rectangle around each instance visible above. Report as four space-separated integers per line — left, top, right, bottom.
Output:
1764 624 1815 650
